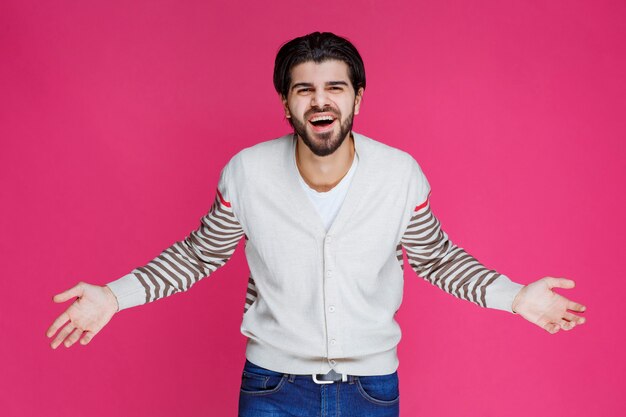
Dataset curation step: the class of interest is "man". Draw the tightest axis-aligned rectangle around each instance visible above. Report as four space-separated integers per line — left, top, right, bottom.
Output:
47 32 586 416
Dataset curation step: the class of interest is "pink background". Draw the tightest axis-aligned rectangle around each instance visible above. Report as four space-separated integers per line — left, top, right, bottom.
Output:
1 1 624 416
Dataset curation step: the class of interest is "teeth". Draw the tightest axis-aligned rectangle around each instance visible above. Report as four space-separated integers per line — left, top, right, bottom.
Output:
310 115 335 122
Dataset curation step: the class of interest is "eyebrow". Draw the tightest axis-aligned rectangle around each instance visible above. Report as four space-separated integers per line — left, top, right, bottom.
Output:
291 81 350 90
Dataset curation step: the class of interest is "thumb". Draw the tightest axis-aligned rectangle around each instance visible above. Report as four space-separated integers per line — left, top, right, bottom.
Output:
53 282 85 303
546 277 575 290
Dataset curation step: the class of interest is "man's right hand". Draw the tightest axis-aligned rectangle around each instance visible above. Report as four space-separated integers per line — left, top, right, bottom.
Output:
46 282 119 349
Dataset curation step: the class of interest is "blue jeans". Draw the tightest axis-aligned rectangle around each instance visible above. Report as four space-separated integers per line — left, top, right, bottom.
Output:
238 359 400 417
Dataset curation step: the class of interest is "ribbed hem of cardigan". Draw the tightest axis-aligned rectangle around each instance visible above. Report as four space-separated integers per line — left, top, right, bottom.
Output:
484 275 525 313
244 338 400 376
106 273 146 311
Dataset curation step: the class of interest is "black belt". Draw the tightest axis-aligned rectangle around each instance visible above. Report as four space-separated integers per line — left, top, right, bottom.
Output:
311 368 349 384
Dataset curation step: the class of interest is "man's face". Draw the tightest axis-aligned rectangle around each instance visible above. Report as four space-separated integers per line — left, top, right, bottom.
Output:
281 59 364 157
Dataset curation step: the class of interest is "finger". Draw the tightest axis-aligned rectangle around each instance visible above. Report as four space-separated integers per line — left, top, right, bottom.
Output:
563 311 586 325
546 277 575 290
46 312 70 338
53 282 85 303
80 331 96 346
558 319 576 331
64 327 83 348
544 323 560 334
567 301 586 313
51 323 75 349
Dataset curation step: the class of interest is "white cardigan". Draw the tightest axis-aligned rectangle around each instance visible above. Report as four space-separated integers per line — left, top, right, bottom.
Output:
107 131 524 376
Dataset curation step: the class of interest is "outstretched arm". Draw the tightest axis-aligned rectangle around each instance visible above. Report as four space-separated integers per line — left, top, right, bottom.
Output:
401 196 523 312
401 197 586 333
106 187 244 310
47 170 245 348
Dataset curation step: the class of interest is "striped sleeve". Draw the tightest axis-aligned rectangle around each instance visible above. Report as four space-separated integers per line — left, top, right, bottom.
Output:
106 167 244 311
401 196 524 314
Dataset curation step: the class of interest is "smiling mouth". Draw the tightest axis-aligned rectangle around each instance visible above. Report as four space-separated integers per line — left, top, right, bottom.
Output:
308 117 337 132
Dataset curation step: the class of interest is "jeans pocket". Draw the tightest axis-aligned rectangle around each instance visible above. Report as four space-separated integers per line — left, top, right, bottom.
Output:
240 360 288 396
356 372 400 405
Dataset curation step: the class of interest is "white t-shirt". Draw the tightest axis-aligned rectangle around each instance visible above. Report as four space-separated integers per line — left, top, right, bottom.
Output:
296 151 359 231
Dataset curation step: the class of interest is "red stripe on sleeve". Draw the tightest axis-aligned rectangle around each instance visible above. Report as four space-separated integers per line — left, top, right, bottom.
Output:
216 188 231 208
413 191 431 211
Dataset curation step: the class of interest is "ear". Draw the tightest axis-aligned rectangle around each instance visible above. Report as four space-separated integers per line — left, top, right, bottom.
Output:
280 94 291 118
354 87 364 115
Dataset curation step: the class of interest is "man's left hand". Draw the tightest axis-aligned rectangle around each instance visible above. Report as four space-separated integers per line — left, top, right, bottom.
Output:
511 277 586 334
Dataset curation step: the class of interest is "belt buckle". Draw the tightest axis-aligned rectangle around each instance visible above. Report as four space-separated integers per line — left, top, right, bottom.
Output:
312 369 348 384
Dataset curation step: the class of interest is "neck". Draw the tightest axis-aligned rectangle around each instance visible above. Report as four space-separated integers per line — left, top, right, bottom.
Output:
295 133 355 192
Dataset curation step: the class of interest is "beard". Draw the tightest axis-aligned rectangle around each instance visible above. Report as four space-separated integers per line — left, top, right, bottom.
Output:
290 107 355 157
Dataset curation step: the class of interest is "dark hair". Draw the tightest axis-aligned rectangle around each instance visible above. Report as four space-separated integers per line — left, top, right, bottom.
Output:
273 32 366 98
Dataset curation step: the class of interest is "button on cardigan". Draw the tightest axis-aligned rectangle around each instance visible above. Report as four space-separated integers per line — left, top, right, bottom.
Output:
106 131 524 376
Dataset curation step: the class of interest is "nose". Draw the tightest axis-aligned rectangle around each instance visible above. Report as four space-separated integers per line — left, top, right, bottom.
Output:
310 88 330 109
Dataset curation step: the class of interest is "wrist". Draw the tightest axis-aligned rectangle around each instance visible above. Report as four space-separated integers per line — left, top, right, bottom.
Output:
103 285 120 313
511 286 525 314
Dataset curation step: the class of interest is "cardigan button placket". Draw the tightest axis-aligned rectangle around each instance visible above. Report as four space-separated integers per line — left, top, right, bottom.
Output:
323 233 342 363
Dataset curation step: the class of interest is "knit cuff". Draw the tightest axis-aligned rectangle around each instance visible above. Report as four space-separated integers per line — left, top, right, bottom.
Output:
106 273 146 312
484 275 525 313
